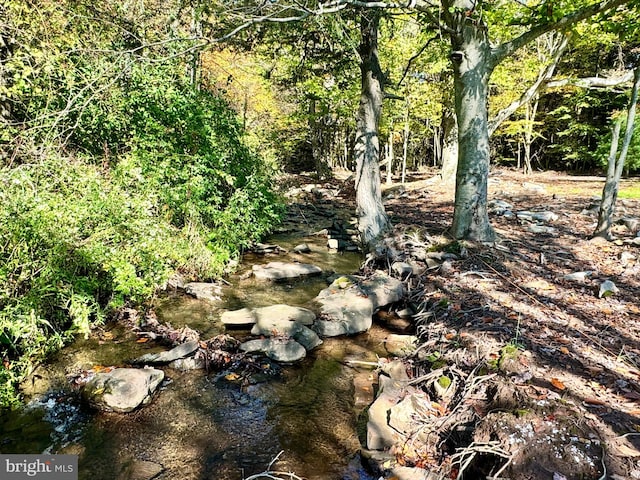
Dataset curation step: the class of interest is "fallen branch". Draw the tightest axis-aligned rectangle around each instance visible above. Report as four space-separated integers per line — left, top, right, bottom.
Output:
243 451 304 480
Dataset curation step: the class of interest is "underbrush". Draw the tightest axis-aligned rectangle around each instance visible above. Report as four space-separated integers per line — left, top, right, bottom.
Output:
0 67 283 406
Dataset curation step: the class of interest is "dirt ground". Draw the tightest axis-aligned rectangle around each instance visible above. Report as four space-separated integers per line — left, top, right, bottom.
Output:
290 168 640 480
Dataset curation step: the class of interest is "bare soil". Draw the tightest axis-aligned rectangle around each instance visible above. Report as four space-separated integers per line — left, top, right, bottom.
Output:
291 168 640 480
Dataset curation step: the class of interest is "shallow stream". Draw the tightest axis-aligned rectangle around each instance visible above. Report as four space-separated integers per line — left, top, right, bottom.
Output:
0 235 387 480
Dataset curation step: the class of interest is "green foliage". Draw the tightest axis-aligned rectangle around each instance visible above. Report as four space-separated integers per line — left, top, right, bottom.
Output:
594 117 640 174
0 1 283 406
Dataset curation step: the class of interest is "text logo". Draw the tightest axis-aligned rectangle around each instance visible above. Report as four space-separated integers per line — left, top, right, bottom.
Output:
0 455 77 479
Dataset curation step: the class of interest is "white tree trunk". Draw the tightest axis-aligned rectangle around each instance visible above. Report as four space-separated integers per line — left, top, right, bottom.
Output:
355 10 390 250
445 1 495 242
594 66 640 238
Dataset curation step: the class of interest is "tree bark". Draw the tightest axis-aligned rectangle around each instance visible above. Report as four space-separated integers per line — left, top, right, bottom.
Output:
354 9 390 250
440 106 458 184
594 66 640 239
444 0 495 242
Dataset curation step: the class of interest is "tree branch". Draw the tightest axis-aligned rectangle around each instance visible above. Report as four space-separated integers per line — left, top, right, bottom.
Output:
489 33 568 136
489 0 629 67
545 69 635 89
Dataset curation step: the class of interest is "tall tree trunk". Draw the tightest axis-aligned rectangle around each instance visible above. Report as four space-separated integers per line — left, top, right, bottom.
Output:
440 107 458 184
594 66 640 239
402 109 409 184
445 1 495 242
354 10 390 250
523 96 539 175
386 125 394 185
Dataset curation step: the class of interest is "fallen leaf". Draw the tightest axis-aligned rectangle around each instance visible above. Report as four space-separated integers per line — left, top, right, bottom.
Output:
550 378 566 390
225 373 240 381
445 332 456 340
136 337 149 343
583 398 607 406
559 346 570 355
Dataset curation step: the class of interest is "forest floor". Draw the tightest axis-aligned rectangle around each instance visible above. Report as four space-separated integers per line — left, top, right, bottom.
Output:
291 167 640 480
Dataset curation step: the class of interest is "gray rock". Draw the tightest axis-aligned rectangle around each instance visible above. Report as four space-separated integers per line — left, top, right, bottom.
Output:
82 367 164 413
292 243 311 254
366 369 411 450
252 261 322 281
518 210 559 223
132 340 200 365
392 262 414 278
314 279 374 337
528 224 557 235
360 273 404 309
599 280 619 298
169 357 206 371
117 460 164 480
254 304 316 326
313 273 404 337
563 271 592 282
249 306 321 350
292 325 323 351
239 338 306 362
221 307 257 326
184 282 222 302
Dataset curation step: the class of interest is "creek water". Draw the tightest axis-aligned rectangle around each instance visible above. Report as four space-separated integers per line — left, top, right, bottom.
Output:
0 235 387 480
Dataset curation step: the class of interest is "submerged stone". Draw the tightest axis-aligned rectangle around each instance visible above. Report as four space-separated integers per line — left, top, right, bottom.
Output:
252 261 322 280
184 282 223 302
239 338 307 362
131 340 200 365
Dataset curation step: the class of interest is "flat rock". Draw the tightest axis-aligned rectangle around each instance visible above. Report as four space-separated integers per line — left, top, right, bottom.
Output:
252 261 322 281
117 460 164 480
254 304 316 326
82 367 164 413
221 307 257 326
359 272 405 310
239 338 306 362
313 273 404 337
314 279 374 337
184 282 223 302
250 313 322 351
132 340 200 365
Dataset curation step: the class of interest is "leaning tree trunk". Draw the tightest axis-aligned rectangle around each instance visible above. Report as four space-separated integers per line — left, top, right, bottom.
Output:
354 10 390 250
594 66 640 239
445 1 495 242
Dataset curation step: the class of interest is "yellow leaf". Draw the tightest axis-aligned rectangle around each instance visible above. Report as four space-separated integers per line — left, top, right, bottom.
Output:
560 347 570 355
550 378 566 390
225 373 240 381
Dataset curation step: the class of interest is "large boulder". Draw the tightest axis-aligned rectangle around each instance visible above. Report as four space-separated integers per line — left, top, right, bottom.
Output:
366 361 411 450
239 338 307 362
313 273 404 337
82 367 164 413
252 261 322 281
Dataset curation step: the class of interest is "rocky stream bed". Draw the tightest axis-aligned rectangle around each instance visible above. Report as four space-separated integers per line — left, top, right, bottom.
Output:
3 170 640 480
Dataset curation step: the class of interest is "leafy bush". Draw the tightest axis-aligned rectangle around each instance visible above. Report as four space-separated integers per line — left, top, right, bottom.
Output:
0 64 283 406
